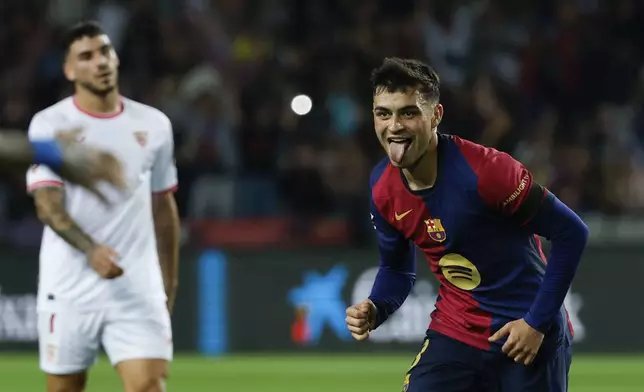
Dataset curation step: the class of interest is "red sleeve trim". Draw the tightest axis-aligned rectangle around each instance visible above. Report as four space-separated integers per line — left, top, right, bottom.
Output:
152 184 178 195
27 180 64 192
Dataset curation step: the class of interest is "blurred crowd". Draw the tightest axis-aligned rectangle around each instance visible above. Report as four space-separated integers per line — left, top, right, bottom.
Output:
2 0 644 228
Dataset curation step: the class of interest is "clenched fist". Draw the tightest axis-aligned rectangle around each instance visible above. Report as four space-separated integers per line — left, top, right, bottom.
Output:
345 299 377 341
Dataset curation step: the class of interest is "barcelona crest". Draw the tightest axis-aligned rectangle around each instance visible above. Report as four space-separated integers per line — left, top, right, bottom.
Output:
425 218 447 242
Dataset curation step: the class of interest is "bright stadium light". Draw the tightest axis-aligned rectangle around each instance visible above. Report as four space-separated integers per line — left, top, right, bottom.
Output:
290 94 312 115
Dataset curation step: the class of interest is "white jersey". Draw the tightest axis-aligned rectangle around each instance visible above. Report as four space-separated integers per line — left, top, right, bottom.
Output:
26 96 178 312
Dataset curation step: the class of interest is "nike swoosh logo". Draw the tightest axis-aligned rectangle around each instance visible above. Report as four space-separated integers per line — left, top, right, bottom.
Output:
395 209 413 221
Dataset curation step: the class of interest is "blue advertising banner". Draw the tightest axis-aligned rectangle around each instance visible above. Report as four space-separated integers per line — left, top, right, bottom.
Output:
221 247 644 354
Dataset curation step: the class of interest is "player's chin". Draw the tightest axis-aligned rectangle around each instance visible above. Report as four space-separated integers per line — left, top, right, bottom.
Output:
95 76 116 87
91 83 116 95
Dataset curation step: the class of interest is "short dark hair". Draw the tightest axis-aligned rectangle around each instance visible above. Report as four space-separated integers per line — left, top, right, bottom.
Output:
62 21 105 55
371 58 440 102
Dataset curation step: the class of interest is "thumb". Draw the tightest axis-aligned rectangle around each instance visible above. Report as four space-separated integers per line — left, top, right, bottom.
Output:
357 300 372 313
488 323 512 342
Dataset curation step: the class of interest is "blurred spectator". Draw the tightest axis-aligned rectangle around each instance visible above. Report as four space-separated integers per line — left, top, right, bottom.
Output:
1 0 644 246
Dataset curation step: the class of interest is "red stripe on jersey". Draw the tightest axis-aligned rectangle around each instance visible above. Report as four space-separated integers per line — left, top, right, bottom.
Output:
564 307 575 339
426 252 493 351
534 235 547 264
49 313 56 334
152 184 178 195
27 180 64 192
73 95 124 119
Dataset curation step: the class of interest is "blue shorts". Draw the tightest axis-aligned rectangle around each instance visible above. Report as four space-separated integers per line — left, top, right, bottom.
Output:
403 330 572 392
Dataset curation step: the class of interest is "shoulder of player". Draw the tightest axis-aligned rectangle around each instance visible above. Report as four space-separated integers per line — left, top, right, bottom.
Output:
369 157 407 215
34 97 74 119
369 156 391 188
123 98 171 129
29 98 75 133
450 135 516 174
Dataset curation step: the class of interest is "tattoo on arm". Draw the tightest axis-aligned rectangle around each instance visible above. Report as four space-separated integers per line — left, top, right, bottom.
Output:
33 187 95 254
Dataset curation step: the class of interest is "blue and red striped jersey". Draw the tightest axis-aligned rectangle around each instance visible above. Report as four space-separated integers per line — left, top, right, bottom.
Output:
369 133 573 351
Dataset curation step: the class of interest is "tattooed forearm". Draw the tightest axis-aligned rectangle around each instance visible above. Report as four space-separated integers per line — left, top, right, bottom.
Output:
33 187 96 254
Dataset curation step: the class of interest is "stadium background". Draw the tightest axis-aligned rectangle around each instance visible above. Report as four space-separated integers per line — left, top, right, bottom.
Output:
0 0 643 390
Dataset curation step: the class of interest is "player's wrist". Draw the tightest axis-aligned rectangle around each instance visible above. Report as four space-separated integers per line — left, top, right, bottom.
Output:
523 313 549 334
31 140 64 169
367 298 382 329
82 242 99 257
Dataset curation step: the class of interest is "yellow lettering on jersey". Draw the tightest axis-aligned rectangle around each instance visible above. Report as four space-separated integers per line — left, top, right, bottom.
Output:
503 173 529 207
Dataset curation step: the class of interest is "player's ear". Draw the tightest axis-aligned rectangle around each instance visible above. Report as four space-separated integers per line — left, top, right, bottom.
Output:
432 104 443 129
63 60 75 82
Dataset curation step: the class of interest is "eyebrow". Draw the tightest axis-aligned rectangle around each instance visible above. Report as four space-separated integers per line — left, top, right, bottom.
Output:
373 105 420 112
77 43 112 58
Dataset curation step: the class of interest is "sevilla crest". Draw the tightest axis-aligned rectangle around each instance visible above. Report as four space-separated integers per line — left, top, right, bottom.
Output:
133 131 148 147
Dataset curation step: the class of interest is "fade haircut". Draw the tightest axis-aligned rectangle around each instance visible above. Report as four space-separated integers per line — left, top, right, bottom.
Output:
371 58 440 103
62 21 105 57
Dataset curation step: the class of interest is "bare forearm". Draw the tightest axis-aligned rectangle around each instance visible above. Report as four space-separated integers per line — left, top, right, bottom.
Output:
154 197 180 291
0 130 35 169
34 188 96 254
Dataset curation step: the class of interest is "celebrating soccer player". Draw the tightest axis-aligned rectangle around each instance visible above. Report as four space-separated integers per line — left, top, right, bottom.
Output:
345 58 588 392
26 21 180 392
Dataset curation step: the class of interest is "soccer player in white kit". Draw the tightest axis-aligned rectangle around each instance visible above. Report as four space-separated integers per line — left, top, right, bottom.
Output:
26 21 180 392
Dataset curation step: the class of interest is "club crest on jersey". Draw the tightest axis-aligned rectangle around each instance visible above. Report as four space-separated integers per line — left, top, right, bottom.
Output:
425 218 446 242
133 131 148 147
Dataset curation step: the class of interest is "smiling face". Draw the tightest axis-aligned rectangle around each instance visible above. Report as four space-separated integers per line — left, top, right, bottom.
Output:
64 34 119 96
373 87 443 168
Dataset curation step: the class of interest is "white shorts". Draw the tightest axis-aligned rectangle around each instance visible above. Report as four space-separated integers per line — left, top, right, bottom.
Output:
38 301 173 375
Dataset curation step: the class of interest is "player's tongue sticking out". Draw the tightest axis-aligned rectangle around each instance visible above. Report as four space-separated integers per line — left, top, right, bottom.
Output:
389 140 410 164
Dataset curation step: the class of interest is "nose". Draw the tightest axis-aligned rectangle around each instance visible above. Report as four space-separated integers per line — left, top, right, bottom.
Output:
388 116 404 134
96 54 109 68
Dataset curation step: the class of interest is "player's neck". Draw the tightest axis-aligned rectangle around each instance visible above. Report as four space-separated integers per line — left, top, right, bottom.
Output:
73 89 121 115
402 134 439 191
